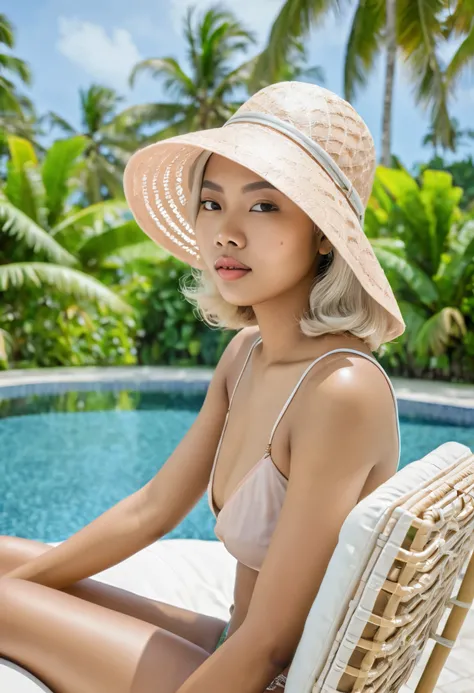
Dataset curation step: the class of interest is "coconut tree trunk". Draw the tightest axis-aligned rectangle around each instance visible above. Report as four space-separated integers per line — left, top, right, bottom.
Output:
381 0 397 167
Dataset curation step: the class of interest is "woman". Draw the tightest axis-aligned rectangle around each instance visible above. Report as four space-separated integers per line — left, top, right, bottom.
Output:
0 81 405 693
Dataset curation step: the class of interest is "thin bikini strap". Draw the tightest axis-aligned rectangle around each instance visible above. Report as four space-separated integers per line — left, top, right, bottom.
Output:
208 335 262 514
227 335 262 412
267 348 401 468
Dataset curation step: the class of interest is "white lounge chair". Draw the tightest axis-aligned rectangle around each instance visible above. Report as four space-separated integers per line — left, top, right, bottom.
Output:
1 441 473 693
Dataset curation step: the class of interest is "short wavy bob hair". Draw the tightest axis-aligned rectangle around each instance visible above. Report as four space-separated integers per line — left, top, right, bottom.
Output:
180 242 392 353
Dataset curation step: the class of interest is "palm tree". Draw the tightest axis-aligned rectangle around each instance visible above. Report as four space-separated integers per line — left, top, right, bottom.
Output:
251 0 473 166
423 117 474 156
125 5 256 141
44 85 140 204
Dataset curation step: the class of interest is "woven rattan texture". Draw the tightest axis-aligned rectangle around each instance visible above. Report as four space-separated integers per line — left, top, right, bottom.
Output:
325 455 474 693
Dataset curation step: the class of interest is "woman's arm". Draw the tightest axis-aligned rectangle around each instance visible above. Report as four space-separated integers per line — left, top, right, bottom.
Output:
3 329 250 589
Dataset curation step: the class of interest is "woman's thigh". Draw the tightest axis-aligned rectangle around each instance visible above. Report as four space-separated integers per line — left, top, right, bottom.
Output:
0 577 210 693
0 536 227 655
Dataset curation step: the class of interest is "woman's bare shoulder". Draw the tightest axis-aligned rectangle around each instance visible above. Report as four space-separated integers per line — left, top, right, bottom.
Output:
218 326 261 388
291 349 398 472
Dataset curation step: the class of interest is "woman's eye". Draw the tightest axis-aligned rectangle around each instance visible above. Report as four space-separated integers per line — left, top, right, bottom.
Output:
200 200 221 211
251 202 278 212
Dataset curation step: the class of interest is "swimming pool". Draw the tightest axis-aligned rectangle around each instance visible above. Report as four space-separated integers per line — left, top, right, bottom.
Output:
1 390 473 541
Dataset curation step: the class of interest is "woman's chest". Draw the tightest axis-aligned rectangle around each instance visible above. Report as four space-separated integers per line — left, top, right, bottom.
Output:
212 385 293 513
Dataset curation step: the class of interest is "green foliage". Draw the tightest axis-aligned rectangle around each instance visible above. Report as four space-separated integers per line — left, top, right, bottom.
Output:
369 166 474 380
0 289 137 368
418 154 474 210
1 9 474 380
126 256 235 366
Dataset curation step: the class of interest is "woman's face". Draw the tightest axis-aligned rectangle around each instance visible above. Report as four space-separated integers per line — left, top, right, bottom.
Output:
194 154 331 308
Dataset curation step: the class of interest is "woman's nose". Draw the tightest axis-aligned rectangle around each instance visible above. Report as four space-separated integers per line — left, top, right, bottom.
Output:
214 226 246 249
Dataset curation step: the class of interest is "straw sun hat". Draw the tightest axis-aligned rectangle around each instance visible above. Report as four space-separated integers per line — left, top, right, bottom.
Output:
124 81 405 342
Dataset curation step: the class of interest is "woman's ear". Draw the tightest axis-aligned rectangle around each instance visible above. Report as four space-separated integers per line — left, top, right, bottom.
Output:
318 233 333 256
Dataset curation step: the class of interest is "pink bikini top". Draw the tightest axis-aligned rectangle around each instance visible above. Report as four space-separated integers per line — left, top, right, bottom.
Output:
207 336 400 572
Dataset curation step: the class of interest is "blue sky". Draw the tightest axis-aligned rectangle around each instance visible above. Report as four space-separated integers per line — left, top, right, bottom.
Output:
4 0 473 170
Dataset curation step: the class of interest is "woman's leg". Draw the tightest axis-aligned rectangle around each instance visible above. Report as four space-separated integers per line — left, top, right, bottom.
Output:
0 576 211 693
0 536 227 654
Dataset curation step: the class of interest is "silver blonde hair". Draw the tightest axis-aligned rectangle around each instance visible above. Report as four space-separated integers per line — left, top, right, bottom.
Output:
180 248 391 352
180 153 391 352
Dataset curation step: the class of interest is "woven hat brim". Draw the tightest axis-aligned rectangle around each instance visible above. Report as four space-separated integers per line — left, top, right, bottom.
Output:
123 124 405 342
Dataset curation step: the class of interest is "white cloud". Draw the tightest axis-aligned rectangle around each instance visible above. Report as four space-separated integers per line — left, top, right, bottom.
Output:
170 0 285 45
56 18 142 90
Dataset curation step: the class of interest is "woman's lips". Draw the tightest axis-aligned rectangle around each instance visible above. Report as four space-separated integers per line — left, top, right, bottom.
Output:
216 268 252 280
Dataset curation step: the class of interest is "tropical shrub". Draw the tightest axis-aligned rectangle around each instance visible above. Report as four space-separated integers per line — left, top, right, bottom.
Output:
419 154 474 211
1 288 138 369
0 135 155 367
367 166 474 381
127 256 235 366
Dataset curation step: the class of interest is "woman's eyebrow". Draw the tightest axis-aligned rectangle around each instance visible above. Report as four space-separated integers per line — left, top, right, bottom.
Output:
242 181 277 193
201 180 223 192
201 180 277 193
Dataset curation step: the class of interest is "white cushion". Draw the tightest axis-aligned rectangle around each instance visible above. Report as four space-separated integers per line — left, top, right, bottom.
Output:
285 441 471 693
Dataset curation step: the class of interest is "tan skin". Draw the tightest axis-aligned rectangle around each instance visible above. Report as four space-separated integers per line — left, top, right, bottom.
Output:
0 155 399 693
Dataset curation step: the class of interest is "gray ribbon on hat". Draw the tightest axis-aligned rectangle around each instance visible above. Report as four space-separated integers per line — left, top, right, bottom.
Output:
224 111 365 223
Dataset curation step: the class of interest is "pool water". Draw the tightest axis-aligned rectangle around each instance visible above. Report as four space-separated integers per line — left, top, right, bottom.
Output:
1 390 473 541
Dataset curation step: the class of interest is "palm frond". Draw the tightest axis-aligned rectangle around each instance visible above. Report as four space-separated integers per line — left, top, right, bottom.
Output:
438 219 474 303
113 103 185 130
24 163 48 228
80 84 124 135
0 198 77 266
397 0 456 151
213 56 259 98
373 246 439 306
0 79 24 114
130 58 194 95
4 136 42 223
445 20 474 92
78 220 147 264
6 133 37 171
370 237 405 254
250 0 343 89
104 240 167 265
93 156 125 199
344 0 385 102
0 13 15 47
184 6 199 71
443 0 474 37
42 136 88 226
51 200 129 236
136 117 192 144
415 307 466 358
0 263 132 313
41 110 77 136
0 53 31 84
397 300 429 353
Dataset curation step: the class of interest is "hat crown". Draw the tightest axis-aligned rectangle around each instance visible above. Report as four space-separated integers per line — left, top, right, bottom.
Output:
234 82 376 207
